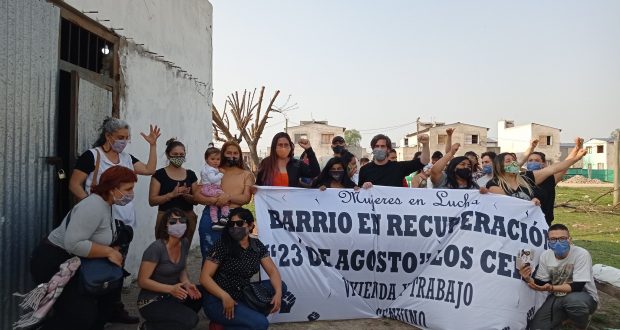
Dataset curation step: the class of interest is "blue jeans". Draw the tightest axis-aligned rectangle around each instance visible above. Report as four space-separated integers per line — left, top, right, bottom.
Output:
199 207 221 259
202 281 287 330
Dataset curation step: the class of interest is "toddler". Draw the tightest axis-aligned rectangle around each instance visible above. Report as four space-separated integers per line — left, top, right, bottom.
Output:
200 147 229 230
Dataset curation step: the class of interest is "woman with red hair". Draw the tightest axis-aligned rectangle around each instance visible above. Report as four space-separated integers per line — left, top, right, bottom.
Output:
30 166 137 330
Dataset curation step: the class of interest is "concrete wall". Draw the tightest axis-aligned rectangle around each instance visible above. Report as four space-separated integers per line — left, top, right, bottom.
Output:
531 124 561 163
120 44 212 276
400 123 489 159
287 123 346 166
497 122 561 163
497 121 532 154
64 0 213 83
62 0 214 276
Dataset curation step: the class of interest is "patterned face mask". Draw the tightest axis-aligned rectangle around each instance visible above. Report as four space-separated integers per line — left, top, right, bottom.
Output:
504 161 520 174
169 156 186 167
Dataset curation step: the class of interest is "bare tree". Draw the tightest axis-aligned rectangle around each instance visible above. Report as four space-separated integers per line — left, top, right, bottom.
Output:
211 87 281 170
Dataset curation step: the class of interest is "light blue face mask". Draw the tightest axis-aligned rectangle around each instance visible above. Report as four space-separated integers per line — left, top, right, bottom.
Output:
482 164 492 175
526 162 543 171
548 240 570 258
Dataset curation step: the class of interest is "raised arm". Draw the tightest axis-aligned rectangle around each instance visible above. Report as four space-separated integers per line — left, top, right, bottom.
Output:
518 139 538 167
418 134 431 165
134 124 161 175
553 137 583 183
431 143 459 186
533 148 587 185
444 128 455 154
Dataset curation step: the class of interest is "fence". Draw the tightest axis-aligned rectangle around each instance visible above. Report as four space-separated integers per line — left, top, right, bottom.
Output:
564 168 614 182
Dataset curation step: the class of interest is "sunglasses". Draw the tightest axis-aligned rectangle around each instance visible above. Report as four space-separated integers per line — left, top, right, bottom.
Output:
168 217 188 225
227 220 246 227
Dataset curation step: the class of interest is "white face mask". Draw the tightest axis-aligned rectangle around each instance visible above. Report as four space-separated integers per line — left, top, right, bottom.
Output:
168 223 187 238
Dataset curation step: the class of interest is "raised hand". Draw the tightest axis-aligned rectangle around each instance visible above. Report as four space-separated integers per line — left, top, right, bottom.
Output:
449 143 461 155
418 134 430 145
140 124 161 146
446 128 455 136
530 138 539 149
298 138 311 150
575 137 584 149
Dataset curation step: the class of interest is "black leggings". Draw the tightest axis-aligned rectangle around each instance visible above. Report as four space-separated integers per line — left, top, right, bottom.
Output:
30 240 119 330
139 295 203 330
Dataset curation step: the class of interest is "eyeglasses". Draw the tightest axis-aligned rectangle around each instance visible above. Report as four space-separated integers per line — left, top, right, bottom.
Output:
548 237 569 244
168 217 188 225
227 220 246 227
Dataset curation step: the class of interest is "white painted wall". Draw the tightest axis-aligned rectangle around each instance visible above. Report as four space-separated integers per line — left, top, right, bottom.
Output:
64 0 213 83
497 122 532 153
583 139 612 169
121 45 212 276
63 0 213 278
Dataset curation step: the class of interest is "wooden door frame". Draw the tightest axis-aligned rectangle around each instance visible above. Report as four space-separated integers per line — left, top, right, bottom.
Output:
49 0 121 117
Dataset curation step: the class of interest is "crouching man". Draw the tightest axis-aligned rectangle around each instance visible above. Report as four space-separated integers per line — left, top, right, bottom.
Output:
519 224 598 329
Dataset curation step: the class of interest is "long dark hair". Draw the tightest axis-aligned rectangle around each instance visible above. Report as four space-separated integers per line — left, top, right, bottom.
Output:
445 156 478 189
220 140 245 169
313 157 356 188
258 132 294 185
221 207 255 258
155 208 190 240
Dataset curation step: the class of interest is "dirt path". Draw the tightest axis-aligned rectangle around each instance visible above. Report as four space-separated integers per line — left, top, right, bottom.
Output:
107 247 619 330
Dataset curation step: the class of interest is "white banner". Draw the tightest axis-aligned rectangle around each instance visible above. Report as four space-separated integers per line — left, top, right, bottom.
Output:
255 186 549 330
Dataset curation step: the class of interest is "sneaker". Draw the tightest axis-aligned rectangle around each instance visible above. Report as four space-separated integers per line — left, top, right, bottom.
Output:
212 218 228 231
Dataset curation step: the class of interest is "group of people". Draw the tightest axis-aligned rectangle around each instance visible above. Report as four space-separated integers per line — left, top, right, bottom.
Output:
28 117 598 329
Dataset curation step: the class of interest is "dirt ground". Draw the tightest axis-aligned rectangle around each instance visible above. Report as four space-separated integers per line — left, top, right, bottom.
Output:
107 247 619 330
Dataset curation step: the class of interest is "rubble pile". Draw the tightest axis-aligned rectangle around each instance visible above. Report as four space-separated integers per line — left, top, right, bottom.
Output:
563 175 603 184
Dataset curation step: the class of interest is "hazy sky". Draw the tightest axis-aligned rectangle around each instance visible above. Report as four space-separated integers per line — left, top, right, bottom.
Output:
210 0 620 151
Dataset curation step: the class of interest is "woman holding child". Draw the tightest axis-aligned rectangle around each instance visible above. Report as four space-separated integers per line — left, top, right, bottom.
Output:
193 140 254 258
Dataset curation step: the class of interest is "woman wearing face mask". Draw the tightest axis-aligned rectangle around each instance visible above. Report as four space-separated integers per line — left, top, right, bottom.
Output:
30 167 137 329
149 138 198 242
255 132 320 187
476 151 496 188
430 143 480 189
68 117 160 324
137 208 203 330
486 150 587 202
193 140 254 259
200 207 286 330
313 157 358 190
70 117 161 229
340 151 360 185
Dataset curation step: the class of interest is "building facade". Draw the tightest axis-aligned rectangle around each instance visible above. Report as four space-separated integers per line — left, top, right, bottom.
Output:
0 0 213 325
497 120 562 163
286 120 366 165
582 138 614 170
397 122 490 160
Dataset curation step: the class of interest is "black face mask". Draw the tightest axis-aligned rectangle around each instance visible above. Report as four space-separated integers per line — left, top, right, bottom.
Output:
225 157 240 167
332 145 345 154
455 168 472 179
329 170 344 182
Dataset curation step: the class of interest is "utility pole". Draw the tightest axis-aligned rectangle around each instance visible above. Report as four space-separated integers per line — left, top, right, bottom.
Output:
614 132 620 206
416 117 421 152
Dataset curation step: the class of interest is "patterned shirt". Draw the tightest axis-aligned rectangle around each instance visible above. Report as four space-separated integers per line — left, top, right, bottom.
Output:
207 238 269 300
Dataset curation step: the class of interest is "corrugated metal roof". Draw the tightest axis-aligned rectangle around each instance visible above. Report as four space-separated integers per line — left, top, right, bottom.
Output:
0 0 60 328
